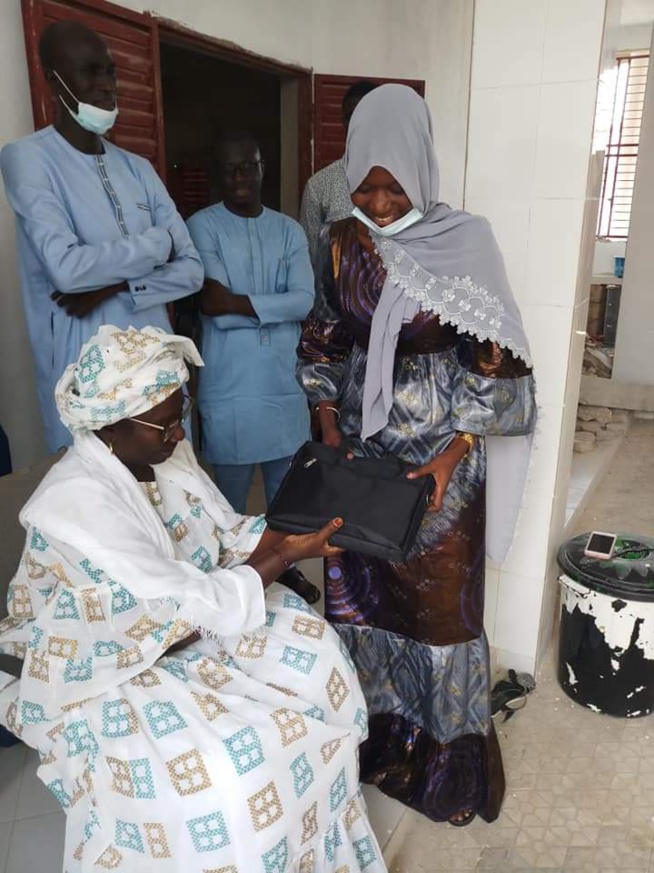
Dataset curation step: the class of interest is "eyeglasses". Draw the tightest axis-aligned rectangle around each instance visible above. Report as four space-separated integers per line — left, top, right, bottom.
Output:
221 160 264 178
130 397 194 442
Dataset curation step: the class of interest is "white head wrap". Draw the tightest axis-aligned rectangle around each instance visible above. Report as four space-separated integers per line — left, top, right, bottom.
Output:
55 325 203 433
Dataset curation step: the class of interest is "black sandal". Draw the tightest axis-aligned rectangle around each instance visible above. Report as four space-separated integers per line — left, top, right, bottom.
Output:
278 567 322 605
0 726 20 748
448 809 476 827
491 670 535 722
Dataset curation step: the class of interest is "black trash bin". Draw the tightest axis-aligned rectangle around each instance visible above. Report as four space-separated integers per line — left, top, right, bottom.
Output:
557 533 654 717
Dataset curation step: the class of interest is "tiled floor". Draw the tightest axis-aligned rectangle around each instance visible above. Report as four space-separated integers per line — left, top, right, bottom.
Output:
0 742 65 872
390 643 654 872
2 423 653 871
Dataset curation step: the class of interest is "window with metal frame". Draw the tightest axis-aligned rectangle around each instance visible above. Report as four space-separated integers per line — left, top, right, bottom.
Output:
597 51 650 240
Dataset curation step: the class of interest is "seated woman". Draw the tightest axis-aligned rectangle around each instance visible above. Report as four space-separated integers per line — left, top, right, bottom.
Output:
0 325 386 873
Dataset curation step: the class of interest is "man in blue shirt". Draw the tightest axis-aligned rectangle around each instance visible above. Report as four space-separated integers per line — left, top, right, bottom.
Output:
187 131 319 602
1 21 203 452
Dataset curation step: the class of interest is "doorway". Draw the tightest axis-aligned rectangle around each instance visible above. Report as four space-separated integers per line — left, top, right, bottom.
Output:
160 43 282 218
564 15 653 532
157 26 312 224
155 25 311 341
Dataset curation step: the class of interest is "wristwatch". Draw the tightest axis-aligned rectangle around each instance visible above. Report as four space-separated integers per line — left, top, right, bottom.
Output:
456 432 475 456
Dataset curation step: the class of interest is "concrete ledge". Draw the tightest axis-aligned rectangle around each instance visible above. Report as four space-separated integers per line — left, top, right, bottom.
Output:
579 375 654 411
565 427 627 532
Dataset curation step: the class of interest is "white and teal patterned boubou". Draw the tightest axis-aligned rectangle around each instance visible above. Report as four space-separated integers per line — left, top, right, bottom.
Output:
0 431 385 872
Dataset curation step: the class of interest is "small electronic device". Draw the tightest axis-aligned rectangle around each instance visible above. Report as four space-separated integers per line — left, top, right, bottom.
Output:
584 531 617 560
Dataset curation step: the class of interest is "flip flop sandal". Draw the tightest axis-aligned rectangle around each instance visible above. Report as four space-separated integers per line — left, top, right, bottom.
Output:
448 809 476 827
0 726 20 748
298 580 322 605
491 670 535 722
279 568 322 605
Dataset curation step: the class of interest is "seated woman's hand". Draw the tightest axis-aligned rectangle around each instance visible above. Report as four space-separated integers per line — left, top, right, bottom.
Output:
406 437 469 512
165 630 202 655
279 518 345 563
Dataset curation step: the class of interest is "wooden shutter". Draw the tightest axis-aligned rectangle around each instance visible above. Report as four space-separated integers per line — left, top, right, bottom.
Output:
313 74 426 173
168 163 211 220
21 0 167 180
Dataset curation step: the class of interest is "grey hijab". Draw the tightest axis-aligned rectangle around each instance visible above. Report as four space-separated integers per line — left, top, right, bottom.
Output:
344 84 535 563
344 84 532 441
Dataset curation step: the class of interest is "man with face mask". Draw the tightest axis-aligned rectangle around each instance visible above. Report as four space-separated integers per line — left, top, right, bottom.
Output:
299 80 378 267
187 130 320 604
0 21 203 452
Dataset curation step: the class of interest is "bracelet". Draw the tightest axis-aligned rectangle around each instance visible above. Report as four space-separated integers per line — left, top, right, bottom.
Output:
455 432 475 456
271 548 293 570
315 404 341 421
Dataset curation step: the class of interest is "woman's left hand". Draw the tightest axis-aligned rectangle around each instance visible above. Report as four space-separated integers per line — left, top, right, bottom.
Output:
406 438 469 512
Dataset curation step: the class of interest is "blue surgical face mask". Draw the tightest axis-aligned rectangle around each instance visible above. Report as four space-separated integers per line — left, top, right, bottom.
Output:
351 205 424 238
54 70 118 136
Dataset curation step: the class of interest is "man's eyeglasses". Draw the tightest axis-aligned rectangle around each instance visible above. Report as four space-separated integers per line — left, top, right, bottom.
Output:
130 397 194 442
222 160 264 178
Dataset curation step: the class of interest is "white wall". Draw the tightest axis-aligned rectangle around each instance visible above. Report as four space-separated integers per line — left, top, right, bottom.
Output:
0 3 48 469
615 21 653 47
465 0 608 674
613 26 654 383
593 238 626 274
308 0 474 210
0 0 473 469
118 0 473 209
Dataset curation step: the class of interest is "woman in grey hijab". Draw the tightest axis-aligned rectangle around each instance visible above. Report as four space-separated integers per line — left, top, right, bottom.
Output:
298 84 536 826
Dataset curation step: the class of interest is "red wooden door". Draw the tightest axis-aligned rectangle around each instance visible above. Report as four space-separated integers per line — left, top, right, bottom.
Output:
21 0 167 180
313 74 426 173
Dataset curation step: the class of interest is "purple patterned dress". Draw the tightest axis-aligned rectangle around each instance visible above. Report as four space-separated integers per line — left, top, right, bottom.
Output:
298 219 536 823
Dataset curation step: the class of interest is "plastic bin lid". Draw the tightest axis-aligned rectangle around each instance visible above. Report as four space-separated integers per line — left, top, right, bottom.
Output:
557 533 654 602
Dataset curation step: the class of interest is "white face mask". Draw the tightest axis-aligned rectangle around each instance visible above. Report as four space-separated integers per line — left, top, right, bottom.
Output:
54 70 118 136
352 205 424 238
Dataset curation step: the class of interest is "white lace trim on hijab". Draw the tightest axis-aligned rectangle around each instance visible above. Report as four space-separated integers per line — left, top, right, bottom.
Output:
377 238 533 367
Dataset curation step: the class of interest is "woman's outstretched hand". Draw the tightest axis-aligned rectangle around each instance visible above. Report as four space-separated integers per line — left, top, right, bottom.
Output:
317 401 343 448
321 425 343 448
406 438 469 512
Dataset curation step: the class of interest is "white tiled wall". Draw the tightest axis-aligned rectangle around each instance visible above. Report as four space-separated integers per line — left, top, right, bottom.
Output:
532 81 599 199
465 0 608 673
523 199 586 308
471 1 548 90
